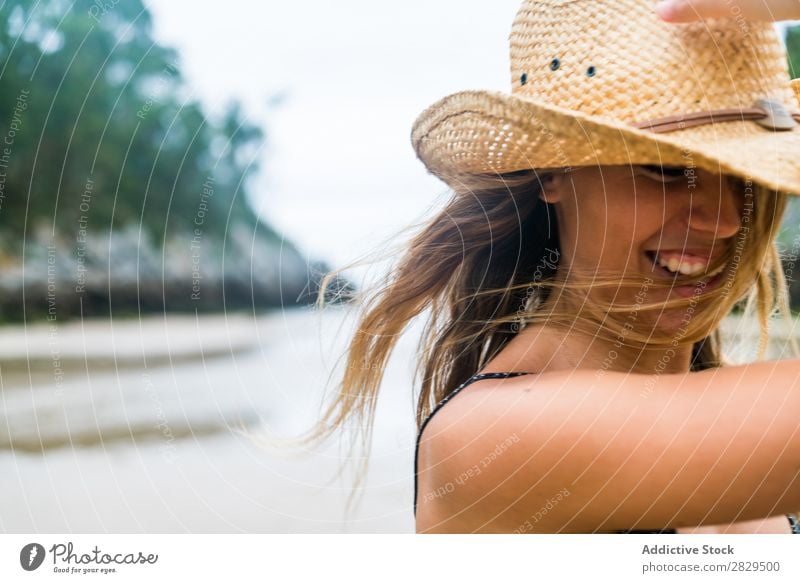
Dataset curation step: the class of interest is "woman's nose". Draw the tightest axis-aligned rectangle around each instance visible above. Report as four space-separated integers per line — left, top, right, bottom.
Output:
684 175 743 239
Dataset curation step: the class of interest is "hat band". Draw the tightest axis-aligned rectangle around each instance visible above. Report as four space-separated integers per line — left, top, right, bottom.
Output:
631 98 800 133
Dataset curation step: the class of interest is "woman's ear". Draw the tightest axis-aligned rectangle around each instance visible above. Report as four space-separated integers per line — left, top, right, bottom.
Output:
539 170 566 203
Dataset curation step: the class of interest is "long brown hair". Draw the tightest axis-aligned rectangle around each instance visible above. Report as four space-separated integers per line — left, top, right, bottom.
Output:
257 167 797 515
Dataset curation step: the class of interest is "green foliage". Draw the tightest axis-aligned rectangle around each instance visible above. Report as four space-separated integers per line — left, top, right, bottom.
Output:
787 24 800 79
0 0 267 247
779 24 800 276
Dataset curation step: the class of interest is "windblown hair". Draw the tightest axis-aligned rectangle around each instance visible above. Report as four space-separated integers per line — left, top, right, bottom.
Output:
265 167 797 515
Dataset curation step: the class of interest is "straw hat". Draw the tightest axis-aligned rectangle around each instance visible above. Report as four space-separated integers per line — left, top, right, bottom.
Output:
411 0 800 195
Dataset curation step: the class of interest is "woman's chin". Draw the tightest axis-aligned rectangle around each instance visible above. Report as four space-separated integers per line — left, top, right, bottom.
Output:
647 301 715 336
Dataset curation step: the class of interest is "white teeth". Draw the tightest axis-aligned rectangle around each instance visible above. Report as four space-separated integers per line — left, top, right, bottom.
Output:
666 257 680 272
653 253 726 278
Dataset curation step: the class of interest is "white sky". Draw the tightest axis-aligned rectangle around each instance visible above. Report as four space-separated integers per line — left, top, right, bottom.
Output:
144 0 520 276
143 1 796 277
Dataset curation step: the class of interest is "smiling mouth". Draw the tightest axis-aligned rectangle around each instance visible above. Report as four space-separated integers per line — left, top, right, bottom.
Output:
643 250 726 285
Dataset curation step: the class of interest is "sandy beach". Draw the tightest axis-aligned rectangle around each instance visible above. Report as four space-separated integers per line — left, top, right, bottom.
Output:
0 306 418 533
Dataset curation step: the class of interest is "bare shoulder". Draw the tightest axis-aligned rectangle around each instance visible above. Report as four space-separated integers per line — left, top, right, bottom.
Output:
415 370 569 533
416 363 800 533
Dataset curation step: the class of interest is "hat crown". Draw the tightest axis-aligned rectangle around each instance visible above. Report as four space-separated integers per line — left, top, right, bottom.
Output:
509 0 797 122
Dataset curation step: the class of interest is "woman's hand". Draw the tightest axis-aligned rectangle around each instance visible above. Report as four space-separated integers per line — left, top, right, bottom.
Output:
656 0 800 23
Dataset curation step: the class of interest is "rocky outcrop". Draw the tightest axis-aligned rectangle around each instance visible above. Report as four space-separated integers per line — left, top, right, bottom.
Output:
0 223 353 321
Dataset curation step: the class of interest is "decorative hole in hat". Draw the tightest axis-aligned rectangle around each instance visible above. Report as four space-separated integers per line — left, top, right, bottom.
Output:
412 0 800 196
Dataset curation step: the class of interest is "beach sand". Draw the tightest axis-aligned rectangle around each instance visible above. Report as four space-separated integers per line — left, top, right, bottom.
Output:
0 306 418 533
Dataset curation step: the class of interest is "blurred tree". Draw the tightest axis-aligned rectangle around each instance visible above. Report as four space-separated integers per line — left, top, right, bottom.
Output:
0 0 267 247
787 24 800 79
772 25 800 310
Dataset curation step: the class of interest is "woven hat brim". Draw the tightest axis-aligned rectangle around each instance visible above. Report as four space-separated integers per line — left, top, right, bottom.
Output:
411 89 800 196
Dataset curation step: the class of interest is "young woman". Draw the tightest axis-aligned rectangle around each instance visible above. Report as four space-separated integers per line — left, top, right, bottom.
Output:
301 0 800 533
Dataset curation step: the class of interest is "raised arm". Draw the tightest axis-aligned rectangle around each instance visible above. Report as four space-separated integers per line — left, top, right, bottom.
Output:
416 360 800 533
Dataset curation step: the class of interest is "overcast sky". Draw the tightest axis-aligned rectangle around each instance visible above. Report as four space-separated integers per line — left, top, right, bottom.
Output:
143 1 795 278
143 0 520 278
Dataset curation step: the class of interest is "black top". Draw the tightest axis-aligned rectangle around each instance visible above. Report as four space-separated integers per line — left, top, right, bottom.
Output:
413 371 800 534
